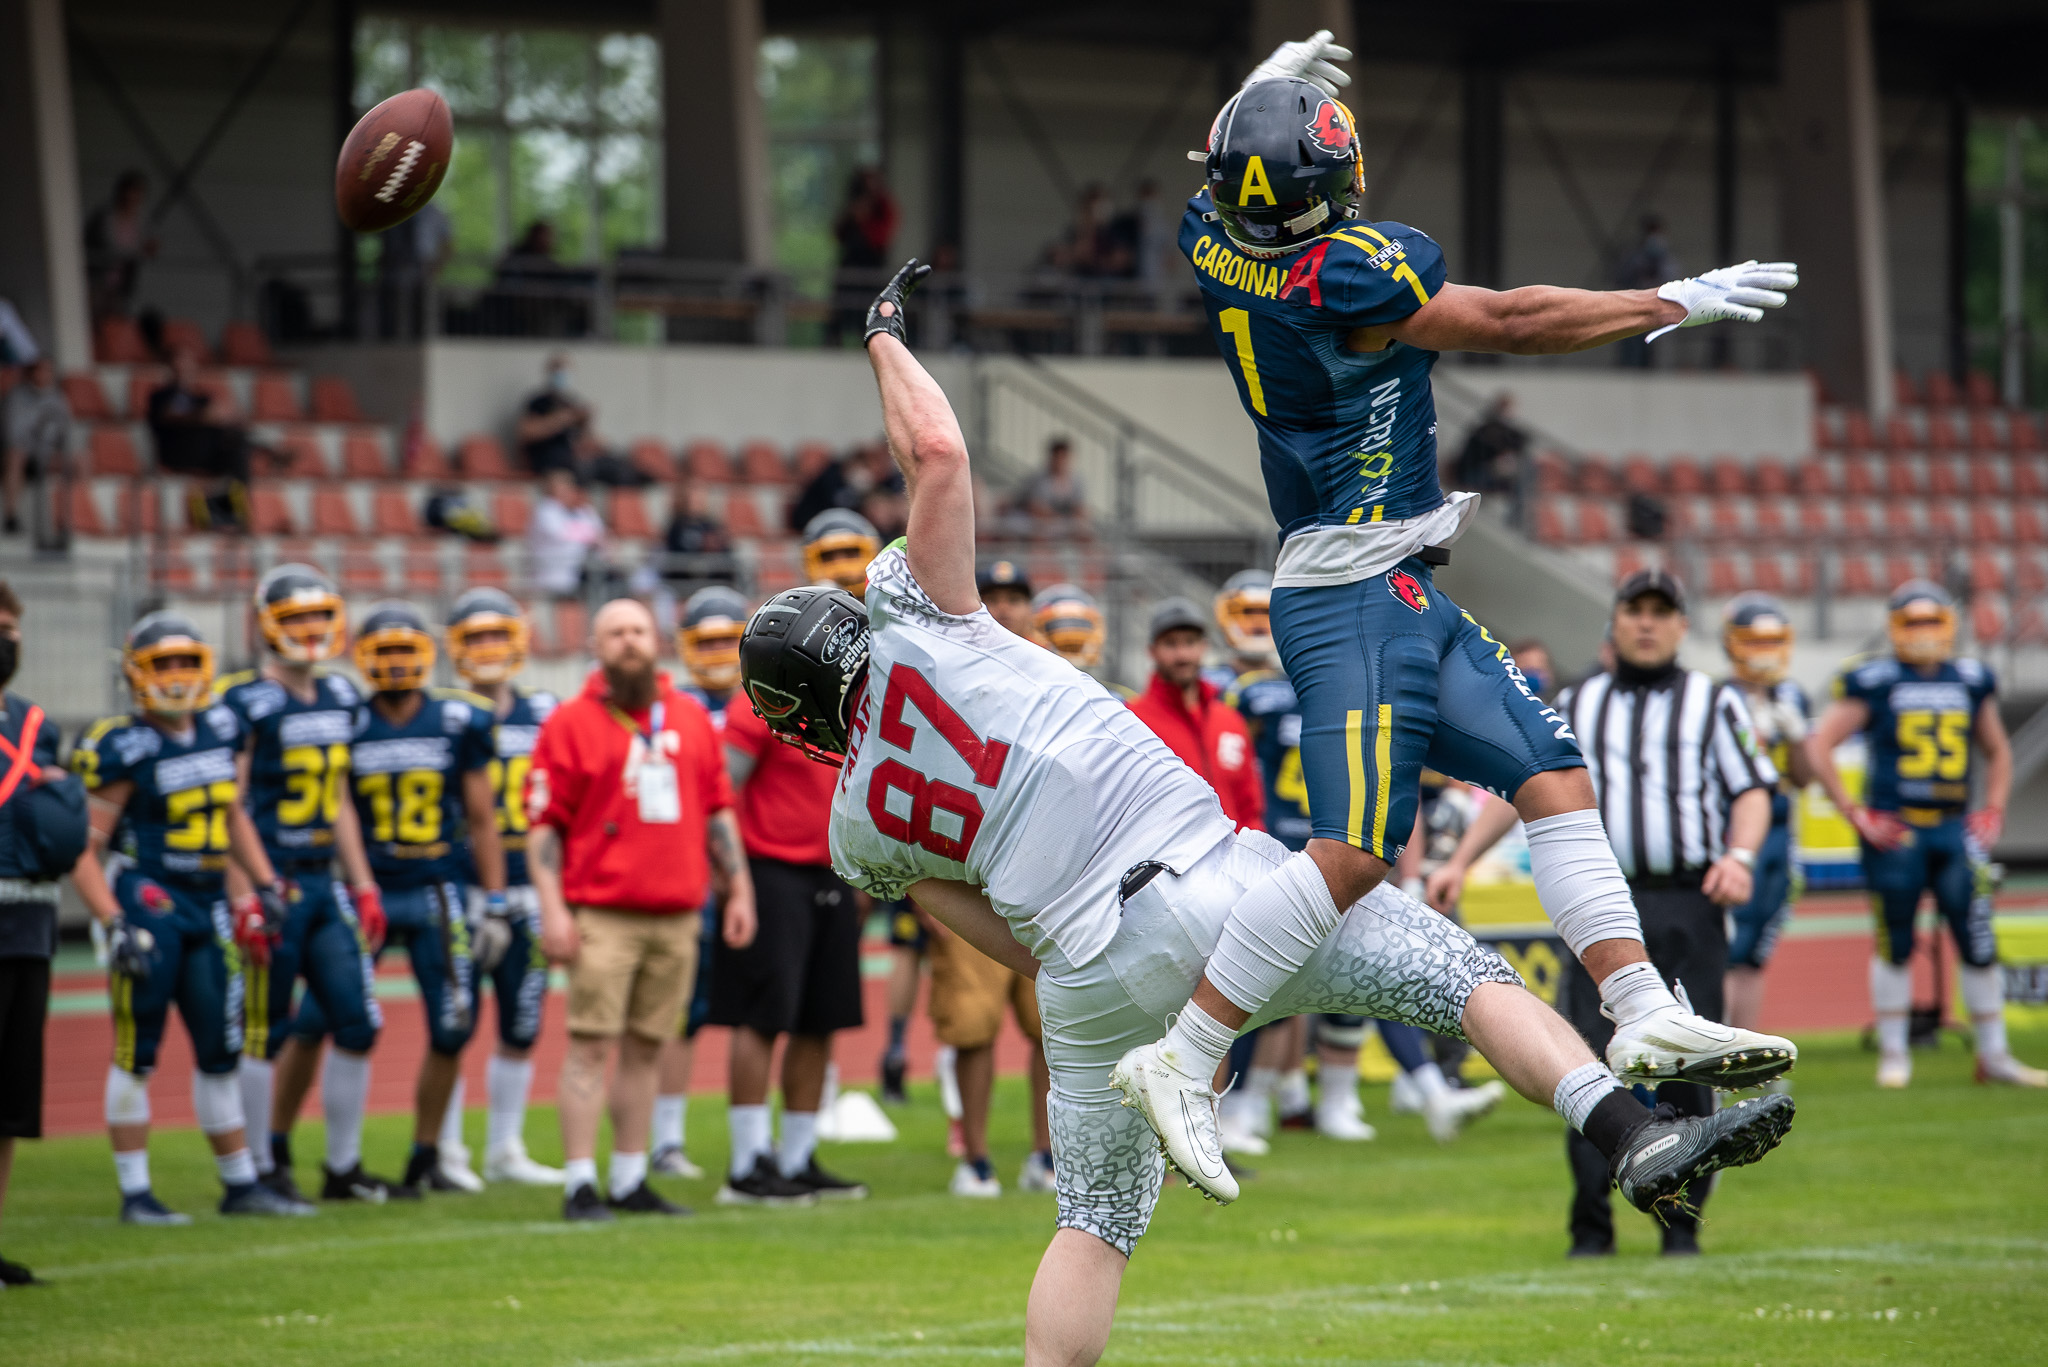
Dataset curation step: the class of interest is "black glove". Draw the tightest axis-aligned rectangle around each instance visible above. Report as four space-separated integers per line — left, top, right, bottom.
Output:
863 259 933 349
106 917 155 979
257 881 290 935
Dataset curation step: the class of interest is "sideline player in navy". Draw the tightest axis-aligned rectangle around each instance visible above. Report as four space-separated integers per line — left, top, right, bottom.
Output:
1806 580 2038 1090
217 565 386 1206
435 588 564 1187
1717 593 1815 1044
1115 34 1802 1196
69 613 307 1221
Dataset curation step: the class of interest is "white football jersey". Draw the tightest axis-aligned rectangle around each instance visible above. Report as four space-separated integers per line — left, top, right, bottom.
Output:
830 547 1236 969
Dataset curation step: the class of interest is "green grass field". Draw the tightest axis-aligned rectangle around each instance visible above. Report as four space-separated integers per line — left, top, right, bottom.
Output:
4 1029 2046 1365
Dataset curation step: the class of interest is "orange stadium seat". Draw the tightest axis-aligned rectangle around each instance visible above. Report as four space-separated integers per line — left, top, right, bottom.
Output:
631 440 675 483
1575 456 1616 496
2014 505 2046 544
2016 551 2048 596
404 545 444 593
161 318 212 363
1752 497 1789 540
1971 504 2010 543
62 374 112 421
1883 455 1923 497
792 442 835 486
310 377 363 423
1706 555 1744 595
608 490 656 539
2015 458 2046 498
1837 553 1879 596
1620 455 1661 495
1577 500 1617 542
342 432 389 479
1970 552 2007 594
250 487 293 536
464 544 509 587
1708 457 1747 496
1813 413 1840 450
723 490 767 538
460 435 515 480
748 442 798 485
2013 414 2042 452
272 428 326 476
1966 372 1999 407
125 368 169 419
553 600 588 654
1972 596 2008 645
1749 554 1788 595
1664 457 1705 496
1794 460 1831 496
88 426 142 477
685 440 735 483
68 484 106 536
1840 410 1875 449
1752 459 1792 496
405 434 451 479
219 322 274 367
1924 371 1958 408
251 374 302 422
311 487 358 536
1925 501 1963 540
1533 503 1568 544
1927 454 1966 497
1841 456 1879 497
372 485 419 535
491 489 531 537
1924 409 1960 451
1968 413 2003 451
93 316 150 364
1884 554 1924 588
340 544 388 593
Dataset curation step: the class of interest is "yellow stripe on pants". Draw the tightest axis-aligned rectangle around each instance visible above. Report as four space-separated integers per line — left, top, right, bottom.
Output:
1345 710 1366 846
1371 704 1393 857
245 964 268 1058
113 973 134 1073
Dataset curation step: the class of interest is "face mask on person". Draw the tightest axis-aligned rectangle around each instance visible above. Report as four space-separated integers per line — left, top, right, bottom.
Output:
548 368 568 392
1522 666 1548 698
0 635 20 690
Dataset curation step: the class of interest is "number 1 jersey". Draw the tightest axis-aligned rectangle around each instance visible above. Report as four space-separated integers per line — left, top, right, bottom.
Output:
829 546 1235 969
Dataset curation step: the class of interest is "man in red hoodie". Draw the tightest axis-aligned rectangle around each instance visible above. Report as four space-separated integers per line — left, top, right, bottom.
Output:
1127 597 1265 831
529 598 755 1222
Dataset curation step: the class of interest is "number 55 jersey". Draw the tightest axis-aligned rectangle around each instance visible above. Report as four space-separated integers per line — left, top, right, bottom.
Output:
828 546 1234 971
1832 655 1996 815
349 688 496 888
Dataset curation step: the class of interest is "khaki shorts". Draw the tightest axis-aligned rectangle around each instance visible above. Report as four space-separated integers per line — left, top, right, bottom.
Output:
929 929 1041 1050
566 907 701 1041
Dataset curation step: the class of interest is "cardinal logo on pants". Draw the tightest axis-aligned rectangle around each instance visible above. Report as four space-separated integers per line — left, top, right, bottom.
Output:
1385 569 1429 613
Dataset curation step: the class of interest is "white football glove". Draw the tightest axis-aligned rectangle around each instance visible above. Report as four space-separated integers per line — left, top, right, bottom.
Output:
1244 30 1353 97
1648 260 1798 341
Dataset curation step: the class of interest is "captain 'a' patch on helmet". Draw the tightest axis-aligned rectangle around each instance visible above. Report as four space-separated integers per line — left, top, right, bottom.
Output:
679 584 750 693
1722 591 1794 686
737 585 869 764
255 563 346 663
446 586 528 684
1195 77 1363 258
1887 579 1956 666
125 611 216 714
1031 583 1105 668
1215 568 1275 659
354 600 437 692
802 508 881 593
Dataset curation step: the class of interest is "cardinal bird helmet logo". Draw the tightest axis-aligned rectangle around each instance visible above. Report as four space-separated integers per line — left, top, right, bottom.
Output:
1305 100 1356 159
1386 569 1429 613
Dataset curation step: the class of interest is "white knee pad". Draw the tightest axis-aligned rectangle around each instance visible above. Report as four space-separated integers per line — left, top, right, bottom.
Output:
1204 851 1342 1016
105 1065 151 1127
1869 957 1913 1014
1524 810 1644 959
191 1070 246 1135
1959 964 2005 1019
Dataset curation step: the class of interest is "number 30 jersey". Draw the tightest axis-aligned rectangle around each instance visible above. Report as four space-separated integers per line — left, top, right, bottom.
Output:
349 689 496 889
1833 655 1997 815
830 546 1235 969
215 670 361 871
71 705 246 889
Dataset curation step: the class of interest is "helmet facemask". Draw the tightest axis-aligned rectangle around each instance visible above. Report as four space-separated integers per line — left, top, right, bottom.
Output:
355 627 437 693
448 612 528 685
126 639 216 715
680 617 745 693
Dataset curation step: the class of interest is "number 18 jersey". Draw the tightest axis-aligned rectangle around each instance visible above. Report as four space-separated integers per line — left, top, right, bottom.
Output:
830 546 1235 969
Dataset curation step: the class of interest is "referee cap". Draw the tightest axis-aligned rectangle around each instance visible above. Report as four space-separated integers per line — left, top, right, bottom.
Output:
1615 567 1687 613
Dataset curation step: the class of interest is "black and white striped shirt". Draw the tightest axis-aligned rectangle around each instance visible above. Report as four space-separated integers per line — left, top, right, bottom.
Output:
1555 665 1777 880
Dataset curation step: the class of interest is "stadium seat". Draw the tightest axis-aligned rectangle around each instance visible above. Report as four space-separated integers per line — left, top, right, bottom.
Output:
1839 500 1877 539
93 316 150 364
372 485 419 535
631 439 675 483
161 318 212 363
1577 499 1617 542
404 434 452 479
250 486 294 536
125 368 170 419
1706 555 1744 596
1837 553 1880 596
1794 460 1833 496
88 426 142 477
1612 546 1648 583
1531 450 1569 494
212 541 258 594
608 490 656 539
753 542 801 593
1750 553 1791 595
250 374 302 423
1966 372 1999 407
1533 503 1568 544
340 543 388 593
1708 498 1747 541
1927 454 1966 497
1924 409 1960 451
491 489 532 537
404 544 444 593
310 377 363 423
1893 370 1919 409
1968 456 2007 498
2015 458 2046 498
1663 457 1705 495
1972 504 2011 543
2014 505 2046 544
219 322 275 367
1575 456 1616 497
1969 551 2007 594
1840 410 1875 449
2011 600 2048 646
2015 550 2048 596
1923 371 1958 408
748 442 797 485
464 544 509 587
1797 499 1838 539
1968 413 2003 451
1751 497 1790 540
343 432 390 479
553 600 589 654
2013 414 2042 452
1619 455 1661 495
1883 455 1923 498
685 440 735 483
1752 459 1792 496
1884 554 1924 589
1841 456 1879 497
1813 413 1840 450
459 435 515 480
153 545 196 591
1925 501 1963 540
311 487 358 536
61 374 113 421
723 489 768 538
1708 457 1748 496
272 428 327 476
68 483 106 536
1882 502 1922 539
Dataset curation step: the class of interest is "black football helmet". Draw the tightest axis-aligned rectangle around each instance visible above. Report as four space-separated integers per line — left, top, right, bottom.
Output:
1198 77 1363 258
738 586 869 765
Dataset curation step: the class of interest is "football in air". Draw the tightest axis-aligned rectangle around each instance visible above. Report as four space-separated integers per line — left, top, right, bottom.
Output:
335 87 452 233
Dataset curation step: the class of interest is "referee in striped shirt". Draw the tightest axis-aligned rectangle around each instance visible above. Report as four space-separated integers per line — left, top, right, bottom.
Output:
1433 568 1775 1256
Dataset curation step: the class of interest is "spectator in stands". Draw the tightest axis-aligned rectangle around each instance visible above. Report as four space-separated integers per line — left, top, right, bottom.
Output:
1007 437 1088 538
518 355 596 479
859 482 907 543
787 440 898 534
833 168 898 271
1050 184 1129 278
147 347 259 532
84 171 156 322
529 597 754 1220
377 202 453 340
3 359 75 543
660 476 734 586
530 469 607 599
1614 214 1678 369
1454 396 1528 495
1127 597 1265 830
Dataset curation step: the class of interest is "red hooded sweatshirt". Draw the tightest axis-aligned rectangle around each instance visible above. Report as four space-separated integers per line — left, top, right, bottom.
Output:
1126 672 1265 832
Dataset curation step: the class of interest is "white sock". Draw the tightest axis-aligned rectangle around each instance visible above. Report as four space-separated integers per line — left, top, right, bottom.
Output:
1961 965 2008 1058
216 1147 257 1188
1599 961 1680 1026
1202 852 1341 1016
1871 958 1912 1056
486 1055 534 1154
1277 1067 1311 1115
608 1149 647 1199
113 1148 152 1196
1161 1003 1239 1082
652 1095 686 1152
1245 1065 1281 1100
1525 809 1647 958
1409 1061 1452 1100
728 1103 771 1179
1553 1061 1622 1132
439 1077 467 1154
778 1111 818 1178
562 1156 598 1195
323 1049 372 1174
239 1059 275 1174
935 1046 961 1119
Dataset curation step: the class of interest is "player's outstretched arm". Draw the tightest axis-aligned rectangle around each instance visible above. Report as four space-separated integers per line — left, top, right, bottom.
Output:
864 260 978 616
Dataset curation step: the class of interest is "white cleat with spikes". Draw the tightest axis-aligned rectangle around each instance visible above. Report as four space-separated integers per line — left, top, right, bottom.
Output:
1110 1037 1238 1204
1605 983 1797 1091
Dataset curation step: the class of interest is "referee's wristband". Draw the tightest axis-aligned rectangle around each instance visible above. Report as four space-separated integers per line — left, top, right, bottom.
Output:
1726 847 1756 869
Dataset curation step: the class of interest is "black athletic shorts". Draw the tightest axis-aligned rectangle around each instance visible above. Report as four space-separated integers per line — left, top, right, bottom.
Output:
706 858 864 1037
0 956 51 1139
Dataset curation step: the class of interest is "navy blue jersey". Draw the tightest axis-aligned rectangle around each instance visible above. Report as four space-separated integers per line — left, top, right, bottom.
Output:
214 669 361 870
1181 192 1449 537
475 687 556 888
72 704 245 889
1225 667 1313 849
680 684 734 730
1749 678 1811 827
1833 656 1997 814
348 689 495 889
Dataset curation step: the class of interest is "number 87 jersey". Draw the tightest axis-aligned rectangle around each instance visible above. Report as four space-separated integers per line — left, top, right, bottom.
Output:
829 546 1235 971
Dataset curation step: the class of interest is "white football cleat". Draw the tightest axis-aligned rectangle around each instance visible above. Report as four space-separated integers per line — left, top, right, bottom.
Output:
949 1161 1001 1198
1875 1053 1912 1089
1423 1080 1504 1144
484 1140 566 1186
1017 1150 1056 1193
1388 1070 1424 1115
1976 1054 2048 1087
1110 1039 1238 1204
1313 1088 1377 1142
438 1143 485 1193
651 1145 705 1179
1217 1091 1271 1155
1605 984 1796 1090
